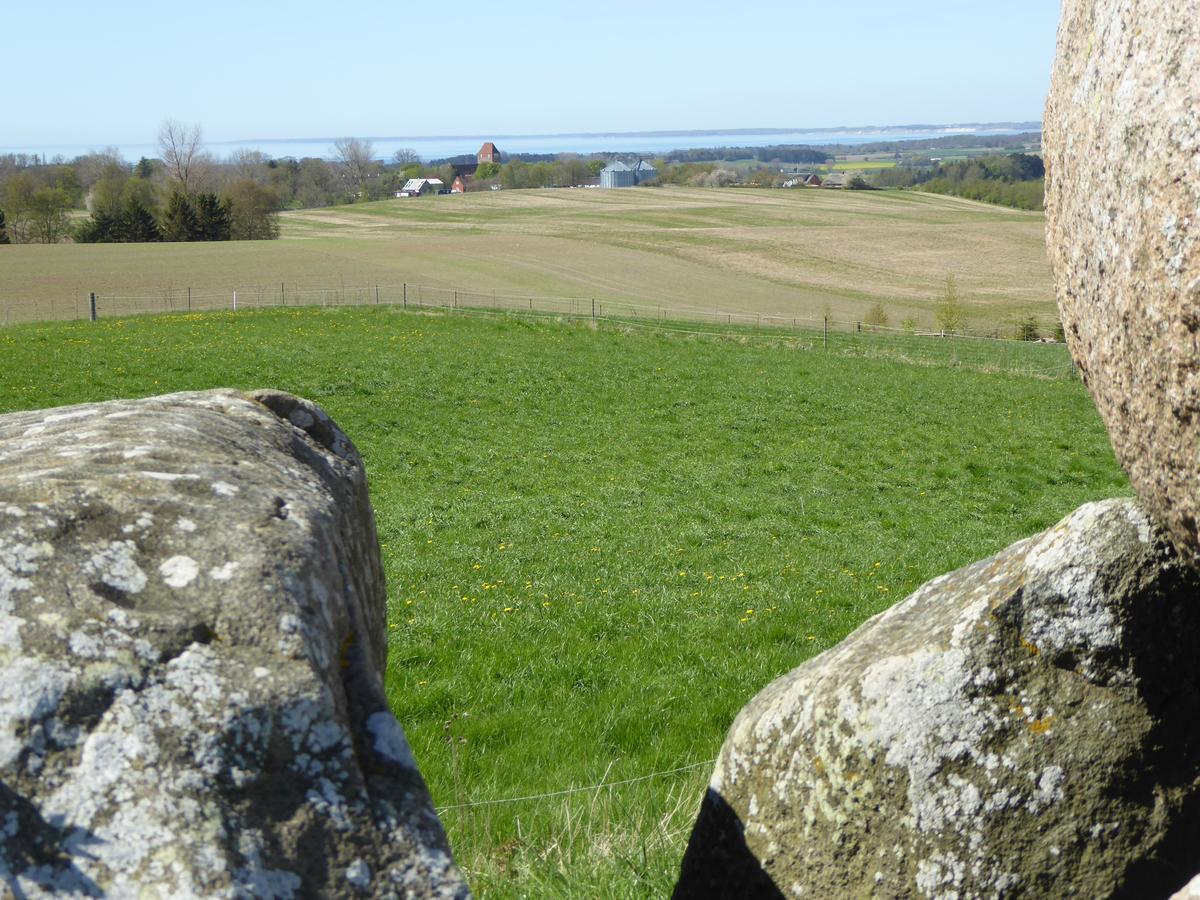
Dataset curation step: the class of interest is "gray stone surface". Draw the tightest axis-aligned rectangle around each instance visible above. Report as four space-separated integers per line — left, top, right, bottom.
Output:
675 500 1200 899
0 389 469 898
1175 874 1200 899
1044 0 1200 561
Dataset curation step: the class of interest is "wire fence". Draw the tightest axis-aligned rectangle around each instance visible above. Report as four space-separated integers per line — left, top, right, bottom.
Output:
0 279 1076 380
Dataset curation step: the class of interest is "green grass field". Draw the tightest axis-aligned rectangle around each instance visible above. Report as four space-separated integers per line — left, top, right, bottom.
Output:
0 187 1053 334
0 306 1125 897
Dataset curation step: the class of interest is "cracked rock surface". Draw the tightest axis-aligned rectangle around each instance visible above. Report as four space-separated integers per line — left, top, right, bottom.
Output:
0 389 468 899
1044 0 1200 561
675 500 1200 899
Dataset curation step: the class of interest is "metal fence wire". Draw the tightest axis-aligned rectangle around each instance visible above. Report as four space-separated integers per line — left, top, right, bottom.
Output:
0 280 1076 379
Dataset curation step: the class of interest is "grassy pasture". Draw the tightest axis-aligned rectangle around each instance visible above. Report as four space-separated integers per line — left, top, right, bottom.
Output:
0 306 1125 897
0 187 1053 333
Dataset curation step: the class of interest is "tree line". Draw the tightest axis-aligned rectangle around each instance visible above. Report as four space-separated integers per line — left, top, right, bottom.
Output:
0 122 286 244
868 153 1045 210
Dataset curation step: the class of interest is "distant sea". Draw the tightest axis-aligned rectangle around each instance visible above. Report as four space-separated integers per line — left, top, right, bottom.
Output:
3 124 1040 164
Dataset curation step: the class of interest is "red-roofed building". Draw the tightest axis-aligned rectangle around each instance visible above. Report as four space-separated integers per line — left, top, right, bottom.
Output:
477 142 501 164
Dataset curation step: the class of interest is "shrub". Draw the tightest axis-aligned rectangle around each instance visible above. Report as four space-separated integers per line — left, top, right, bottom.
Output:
934 276 967 334
864 302 889 330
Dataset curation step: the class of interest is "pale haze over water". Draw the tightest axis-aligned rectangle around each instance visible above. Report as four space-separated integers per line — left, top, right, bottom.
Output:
3 126 1036 166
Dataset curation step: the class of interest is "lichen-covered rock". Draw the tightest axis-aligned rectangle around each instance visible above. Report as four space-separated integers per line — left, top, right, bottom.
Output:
1044 0 1200 561
0 390 469 898
675 500 1200 899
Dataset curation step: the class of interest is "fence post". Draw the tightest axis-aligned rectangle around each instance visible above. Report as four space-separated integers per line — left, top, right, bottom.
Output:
403 283 407 309
376 285 380 304
90 292 97 322
187 287 192 312
281 282 285 306
454 290 457 309
592 298 595 319
233 291 238 312
823 315 828 349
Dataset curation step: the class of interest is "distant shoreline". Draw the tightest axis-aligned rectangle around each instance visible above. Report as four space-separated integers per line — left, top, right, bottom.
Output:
228 122 1043 145
3 122 1042 164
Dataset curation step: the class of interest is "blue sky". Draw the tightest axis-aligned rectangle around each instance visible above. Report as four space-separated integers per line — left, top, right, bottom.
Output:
2 0 1060 146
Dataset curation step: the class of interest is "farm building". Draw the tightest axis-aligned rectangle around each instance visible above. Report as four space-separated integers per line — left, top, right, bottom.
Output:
821 173 849 189
600 159 657 189
397 178 445 197
477 142 502 164
782 173 822 188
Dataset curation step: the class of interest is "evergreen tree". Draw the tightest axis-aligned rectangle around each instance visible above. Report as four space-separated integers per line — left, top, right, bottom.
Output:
117 198 162 242
74 210 118 243
194 193 232 241
134 157 155 179
0 209 9 244
161 191 199 242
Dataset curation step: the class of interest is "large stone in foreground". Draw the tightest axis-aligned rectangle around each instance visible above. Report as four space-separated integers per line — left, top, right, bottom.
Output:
0 390 468 898
1044 0 1200 560
675 500 1200 898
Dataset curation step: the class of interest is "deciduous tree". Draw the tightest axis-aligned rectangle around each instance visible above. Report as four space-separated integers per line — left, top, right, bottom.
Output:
391 147 419 166
333 137 380 199
934 275 967 334
158 119 207 195
225 180 280 240
28 187 72 243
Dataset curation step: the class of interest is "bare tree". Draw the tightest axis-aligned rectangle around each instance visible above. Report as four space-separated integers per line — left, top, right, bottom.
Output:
391 147 419 166
158 119 205 194
333 137 379 199
74 148 127 190
229 148 271 184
